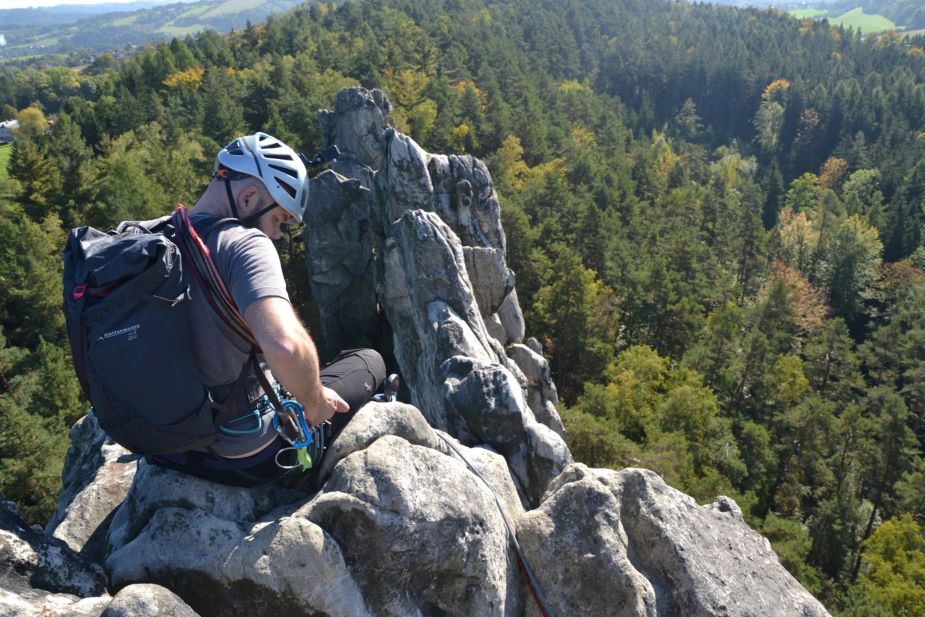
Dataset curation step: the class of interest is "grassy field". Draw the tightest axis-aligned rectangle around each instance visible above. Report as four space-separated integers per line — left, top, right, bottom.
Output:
158 24 206 37
788 7 897 35
0 143 12 180
112 14 140 26
200 0 264 19
790 8 827 19
828 8 896 33
156 0 272 38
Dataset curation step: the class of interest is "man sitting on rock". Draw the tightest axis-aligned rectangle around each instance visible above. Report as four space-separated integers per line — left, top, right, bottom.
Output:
150 132 386 485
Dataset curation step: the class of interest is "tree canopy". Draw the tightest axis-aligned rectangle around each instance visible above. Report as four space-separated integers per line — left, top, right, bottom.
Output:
2 0 925 611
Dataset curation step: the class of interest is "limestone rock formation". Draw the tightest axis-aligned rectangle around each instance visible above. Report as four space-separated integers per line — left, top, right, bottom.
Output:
2 86 833 617
92 404 522 617
101 584 201 617
45 414 137 557
306 88 569 506
1 496 200 617
0 496 107 602
517 465 830 617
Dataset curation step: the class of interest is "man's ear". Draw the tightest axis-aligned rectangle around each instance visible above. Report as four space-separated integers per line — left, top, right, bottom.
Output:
237 184 261 214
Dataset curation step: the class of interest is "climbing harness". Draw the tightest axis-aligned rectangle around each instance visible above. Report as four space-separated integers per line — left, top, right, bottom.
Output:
219 409 264 436
436 433 557 617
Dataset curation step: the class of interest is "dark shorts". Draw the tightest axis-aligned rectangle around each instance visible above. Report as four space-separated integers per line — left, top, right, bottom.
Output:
149 348 386 486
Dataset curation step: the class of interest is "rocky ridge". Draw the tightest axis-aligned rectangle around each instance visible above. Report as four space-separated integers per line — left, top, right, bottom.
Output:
1 87 830 617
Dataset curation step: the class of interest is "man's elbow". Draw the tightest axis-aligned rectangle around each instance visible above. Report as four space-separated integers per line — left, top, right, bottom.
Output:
260 330 312 363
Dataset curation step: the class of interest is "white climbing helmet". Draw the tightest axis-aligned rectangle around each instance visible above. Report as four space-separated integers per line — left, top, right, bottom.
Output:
214 132 308 223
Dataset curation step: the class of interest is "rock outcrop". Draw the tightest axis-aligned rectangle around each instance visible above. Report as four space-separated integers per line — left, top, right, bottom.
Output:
2 87 831 617
1 495 200 616
44 414 137 559
307 87 569 506
518 465 828 617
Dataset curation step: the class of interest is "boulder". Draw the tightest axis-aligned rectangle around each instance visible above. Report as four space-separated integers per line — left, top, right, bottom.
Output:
304 169 379 353
0 592 110 617
316 400 442 482
463 246 514 316
97 402 527 617
0 495 110 616
28 404 829 617
380 210 505 429
507 343 565 439
0 496 107 599
45 413 137 555
516 465 831 617
442 356 571 506
104 460 373 617
305 88 566 472
427 154 506 251
318 87 392 173
101 584 200 617
496 288 526 345
306 435 524 617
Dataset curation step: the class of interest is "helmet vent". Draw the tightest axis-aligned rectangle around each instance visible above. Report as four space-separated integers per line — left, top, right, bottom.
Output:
269 163 299 178
264 153 294 161
277 179 297 198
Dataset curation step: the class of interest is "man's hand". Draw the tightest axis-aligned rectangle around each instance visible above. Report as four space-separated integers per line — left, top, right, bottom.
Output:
309 386 349 425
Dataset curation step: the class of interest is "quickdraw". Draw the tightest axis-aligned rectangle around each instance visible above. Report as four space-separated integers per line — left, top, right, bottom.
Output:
272 399 319 472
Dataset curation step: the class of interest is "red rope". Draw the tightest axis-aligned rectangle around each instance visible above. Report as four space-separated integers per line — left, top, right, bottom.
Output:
171 205 258 348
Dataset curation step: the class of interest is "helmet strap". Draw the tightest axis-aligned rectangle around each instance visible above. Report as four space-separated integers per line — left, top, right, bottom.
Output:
240 203 278 228
224 178 241 219
223 175 278 229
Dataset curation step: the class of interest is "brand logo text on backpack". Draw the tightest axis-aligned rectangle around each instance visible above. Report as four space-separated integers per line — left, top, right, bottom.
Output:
99 324 140 341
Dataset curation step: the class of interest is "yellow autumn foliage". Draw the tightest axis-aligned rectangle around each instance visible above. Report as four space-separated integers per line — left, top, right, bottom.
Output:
163 67 205 90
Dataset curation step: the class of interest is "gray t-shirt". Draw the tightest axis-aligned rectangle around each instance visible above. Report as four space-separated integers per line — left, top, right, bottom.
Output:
189 216 290 458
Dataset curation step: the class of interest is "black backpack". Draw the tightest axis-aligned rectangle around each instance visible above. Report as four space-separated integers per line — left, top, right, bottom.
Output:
63 207 276 456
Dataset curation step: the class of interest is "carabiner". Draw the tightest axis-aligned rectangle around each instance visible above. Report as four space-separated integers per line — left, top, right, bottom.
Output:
274 446 307 470
272 399 314 449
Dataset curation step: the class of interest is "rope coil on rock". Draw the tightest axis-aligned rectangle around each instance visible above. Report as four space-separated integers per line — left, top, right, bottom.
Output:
435 432 556 617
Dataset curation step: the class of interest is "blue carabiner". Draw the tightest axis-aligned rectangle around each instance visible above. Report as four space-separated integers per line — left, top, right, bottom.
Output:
273 400 313 449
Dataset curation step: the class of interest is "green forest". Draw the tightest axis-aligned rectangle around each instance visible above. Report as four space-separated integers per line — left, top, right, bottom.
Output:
2 0 925 613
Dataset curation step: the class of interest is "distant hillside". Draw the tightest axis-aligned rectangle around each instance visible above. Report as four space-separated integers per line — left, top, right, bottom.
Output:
0 2 194 27
0 0 304 60
784 0 924 32
710 0 920 32
824 0 925 29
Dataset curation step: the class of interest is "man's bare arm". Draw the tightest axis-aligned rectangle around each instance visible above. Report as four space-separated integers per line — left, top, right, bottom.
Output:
243 297 347 425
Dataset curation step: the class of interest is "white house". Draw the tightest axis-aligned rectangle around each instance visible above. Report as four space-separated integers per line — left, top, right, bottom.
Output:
0 119 19 144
